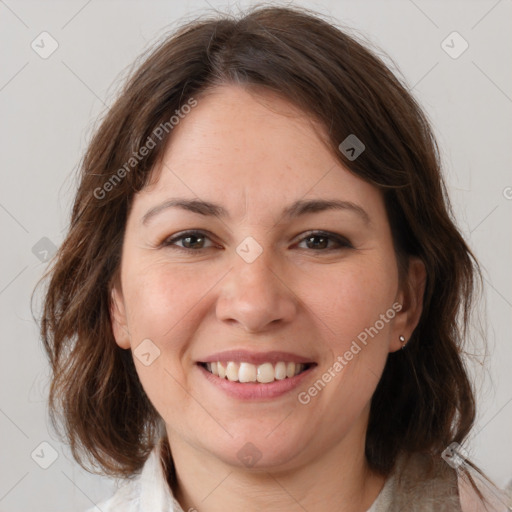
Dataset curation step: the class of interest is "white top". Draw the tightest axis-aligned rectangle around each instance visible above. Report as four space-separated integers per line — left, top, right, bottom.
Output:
87 448 181 511
87 445 510 512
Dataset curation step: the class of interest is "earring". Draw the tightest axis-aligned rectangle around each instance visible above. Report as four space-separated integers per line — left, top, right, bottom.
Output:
399 335 406 349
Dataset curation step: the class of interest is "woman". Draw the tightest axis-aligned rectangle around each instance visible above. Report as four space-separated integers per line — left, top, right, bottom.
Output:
38 6 510 511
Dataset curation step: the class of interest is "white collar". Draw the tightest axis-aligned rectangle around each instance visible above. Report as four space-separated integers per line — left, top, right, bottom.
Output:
137 446 182 512
93 444 183 512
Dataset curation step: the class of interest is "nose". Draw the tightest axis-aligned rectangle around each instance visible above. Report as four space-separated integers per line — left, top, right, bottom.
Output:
215 245 298 333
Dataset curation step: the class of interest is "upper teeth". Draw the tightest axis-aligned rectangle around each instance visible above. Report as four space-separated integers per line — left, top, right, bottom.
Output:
205 361 306 383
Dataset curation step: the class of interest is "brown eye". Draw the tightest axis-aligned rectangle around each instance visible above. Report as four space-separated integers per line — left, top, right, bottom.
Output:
180 233 205 249
162 230 215 251
298 231 353 251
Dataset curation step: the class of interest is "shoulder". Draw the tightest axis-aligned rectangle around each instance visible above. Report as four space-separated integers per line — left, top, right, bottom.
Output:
390 451 463 511
458 471 511 512
386 452 511 512
84 444 180 512
85 475 141 512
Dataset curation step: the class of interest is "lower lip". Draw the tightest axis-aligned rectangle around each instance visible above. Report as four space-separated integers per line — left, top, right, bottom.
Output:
197 364 315 400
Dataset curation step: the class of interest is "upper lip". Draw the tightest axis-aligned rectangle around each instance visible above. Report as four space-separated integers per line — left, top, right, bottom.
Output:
198 350 316 365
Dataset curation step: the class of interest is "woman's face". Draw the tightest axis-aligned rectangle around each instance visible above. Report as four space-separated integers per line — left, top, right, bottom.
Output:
111 85 423 471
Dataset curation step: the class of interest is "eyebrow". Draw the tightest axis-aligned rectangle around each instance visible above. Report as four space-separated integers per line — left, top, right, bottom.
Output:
141 197 371 225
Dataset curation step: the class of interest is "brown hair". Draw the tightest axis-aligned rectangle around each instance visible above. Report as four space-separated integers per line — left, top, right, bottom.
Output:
38 5 480 479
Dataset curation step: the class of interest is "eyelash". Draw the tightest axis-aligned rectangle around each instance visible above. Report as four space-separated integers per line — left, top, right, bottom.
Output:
160 230 353 253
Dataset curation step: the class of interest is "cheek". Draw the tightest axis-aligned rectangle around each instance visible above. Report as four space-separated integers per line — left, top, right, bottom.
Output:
121 260 213 422
122 259 211 344
305 259 398 351
296 264 397 425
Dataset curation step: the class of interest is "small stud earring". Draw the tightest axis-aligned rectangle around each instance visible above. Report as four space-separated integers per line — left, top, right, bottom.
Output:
399 335 406 349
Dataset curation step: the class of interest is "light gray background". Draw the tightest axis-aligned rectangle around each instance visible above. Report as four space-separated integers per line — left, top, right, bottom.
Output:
1 0 511 510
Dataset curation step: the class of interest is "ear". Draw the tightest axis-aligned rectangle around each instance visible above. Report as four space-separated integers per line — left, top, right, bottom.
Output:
389 257 426 352
110 276 131 349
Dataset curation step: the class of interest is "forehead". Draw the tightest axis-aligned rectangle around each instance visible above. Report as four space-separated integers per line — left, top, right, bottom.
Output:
133 84 384 222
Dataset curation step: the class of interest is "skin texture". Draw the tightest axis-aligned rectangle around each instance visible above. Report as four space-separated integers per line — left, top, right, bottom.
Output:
111 84 426 512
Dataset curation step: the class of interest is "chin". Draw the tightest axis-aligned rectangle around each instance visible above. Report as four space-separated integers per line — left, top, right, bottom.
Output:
207 426 310 471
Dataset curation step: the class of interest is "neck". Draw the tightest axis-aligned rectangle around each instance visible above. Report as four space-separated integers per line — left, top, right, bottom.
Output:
165 422 387 512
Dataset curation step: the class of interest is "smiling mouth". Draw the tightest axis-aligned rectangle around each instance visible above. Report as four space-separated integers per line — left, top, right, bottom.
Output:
199 361 315 383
